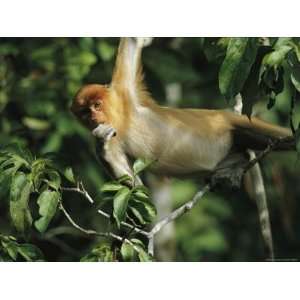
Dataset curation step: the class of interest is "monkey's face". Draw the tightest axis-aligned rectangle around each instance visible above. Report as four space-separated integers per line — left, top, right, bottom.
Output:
71 84 109 130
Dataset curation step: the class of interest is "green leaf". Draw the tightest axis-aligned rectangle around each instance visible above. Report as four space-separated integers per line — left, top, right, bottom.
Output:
0 168 15 199
101 182 124 193
17 244 44 261
241 45 273 117
113 187 131 227
130 199 157 224
203 37 228 63
22 117 50 131
133 190 149 201
81 244 114 262
295 124 300 155
129 206 146 225
133 158 154 175
138 249 153 262
45 169 61 191
259 66 284 96
79 51 97 66
120 242 135 262
130 239 153 262
287 51 300 93
9 172 33 233
130 238 145 247
117 174 132 185
1 240 18 261
34 190 60 233
219 38 259 101
64 167 75 183
97 41 116 62
0 143 33 166
263 46 292 68
263 38 293 68
42 153 75 183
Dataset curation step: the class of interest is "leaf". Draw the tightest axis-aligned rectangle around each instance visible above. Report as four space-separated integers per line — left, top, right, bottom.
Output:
80 254 98 262
0 143 33 166
113 187 131 227
203 37 228 63
130 199 157 224
22 117 50 131
42 153 75 183
263 37 293 68
295 124 300 155
17 244 44 261
1 240 18 261
120 242 135 262
133 190 149 201
97 41 116 62
129 206 146 225
34 190 60 233
9 172 33 233
133 185 150 196
45 169 61 191
63 167 75 183
287 51 300 93
138 249 153 262
241 45 273 117
219 38 259 101
130 239 153 262
117 174 132 185
101 182 124 193
133 158 154 175
0 168 15 199
79 51 97 66
260 66 284 94
81 244 114 262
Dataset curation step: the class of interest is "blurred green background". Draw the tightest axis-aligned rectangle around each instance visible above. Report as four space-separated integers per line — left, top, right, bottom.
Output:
0 37 299 261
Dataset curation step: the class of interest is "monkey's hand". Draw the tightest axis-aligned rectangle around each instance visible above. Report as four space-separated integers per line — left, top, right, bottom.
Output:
134 37 153 48
92 124 117 141
93 124 142 187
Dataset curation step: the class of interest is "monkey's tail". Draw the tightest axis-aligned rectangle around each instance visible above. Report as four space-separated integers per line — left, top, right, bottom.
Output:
230 113 295 151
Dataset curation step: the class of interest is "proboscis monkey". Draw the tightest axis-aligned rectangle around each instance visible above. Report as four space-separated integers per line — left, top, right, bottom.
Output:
71 38 294 186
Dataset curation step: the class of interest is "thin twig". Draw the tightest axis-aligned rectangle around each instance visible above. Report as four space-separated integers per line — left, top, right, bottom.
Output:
61 184 94 204
61 183 149 237
59 201 142 254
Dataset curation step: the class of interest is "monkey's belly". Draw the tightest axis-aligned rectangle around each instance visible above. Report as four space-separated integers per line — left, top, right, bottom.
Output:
128 133 233 177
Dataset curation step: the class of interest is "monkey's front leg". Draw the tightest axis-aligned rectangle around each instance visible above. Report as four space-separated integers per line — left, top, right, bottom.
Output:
92 124 142 187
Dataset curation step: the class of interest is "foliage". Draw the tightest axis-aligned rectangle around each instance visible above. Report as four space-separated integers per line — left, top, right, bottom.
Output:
0 234 44 261
0 38 300 261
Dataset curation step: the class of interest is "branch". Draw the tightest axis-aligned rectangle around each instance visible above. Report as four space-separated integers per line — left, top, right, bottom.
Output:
59 201 142 254
147 184 211 255
61 182 94 204
61 184 149 237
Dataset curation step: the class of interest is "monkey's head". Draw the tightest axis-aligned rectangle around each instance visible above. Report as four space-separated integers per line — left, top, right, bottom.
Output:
71 84 110 130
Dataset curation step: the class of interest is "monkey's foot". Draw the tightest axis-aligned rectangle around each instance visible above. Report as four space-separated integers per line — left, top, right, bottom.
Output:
92 124 117 141
210 166 245 189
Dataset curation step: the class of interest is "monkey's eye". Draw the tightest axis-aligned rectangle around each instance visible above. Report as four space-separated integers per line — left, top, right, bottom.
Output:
94 102 102 111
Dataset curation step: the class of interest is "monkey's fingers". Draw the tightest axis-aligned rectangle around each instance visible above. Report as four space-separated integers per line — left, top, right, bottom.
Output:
92 124 117 141
134 37 153 48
